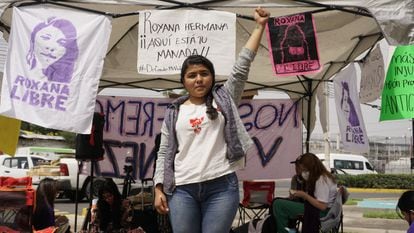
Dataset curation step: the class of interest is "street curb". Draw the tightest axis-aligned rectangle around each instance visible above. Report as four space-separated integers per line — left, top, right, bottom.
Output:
347 188 408 193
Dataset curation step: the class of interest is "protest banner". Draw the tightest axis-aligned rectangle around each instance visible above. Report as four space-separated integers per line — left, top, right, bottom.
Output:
380 45 414 121
0 5 111 133
83 96 302 180
359 45 385 103
334 64 370 153
137 9 235 75
266 12 321 76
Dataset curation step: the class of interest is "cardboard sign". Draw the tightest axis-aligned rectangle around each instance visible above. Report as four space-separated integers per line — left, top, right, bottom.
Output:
137 9 236 75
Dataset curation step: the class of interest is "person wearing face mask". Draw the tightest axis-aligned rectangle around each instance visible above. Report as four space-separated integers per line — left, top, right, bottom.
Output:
396 190 414 233
272 153 337 233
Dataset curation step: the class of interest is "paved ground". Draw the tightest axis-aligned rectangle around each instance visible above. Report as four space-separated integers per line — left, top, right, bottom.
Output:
342 205 406 233
63 185 409 232
65 205 408 233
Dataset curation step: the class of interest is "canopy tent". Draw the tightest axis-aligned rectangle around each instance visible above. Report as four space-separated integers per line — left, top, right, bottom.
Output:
0 0 413 148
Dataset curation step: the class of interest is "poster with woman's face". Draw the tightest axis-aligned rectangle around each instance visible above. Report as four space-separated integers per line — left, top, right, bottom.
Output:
266 12 322 76
334 64 369 153
0 5 112 134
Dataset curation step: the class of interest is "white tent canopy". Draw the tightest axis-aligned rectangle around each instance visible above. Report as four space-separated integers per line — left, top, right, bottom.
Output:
0 0 412 137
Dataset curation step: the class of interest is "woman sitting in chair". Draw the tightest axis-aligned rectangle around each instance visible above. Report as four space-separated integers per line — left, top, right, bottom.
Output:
272 153 337 233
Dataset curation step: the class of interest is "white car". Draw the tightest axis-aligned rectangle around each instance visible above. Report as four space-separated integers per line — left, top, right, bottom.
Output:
0 154 51 178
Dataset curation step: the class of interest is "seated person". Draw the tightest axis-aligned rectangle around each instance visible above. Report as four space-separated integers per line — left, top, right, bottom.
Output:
33 178 70 233
92 178 134 232
272 153 337 233
289 155 305 202
396 190 414 233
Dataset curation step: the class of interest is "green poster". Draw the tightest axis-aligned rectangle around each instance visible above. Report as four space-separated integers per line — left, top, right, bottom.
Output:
380 45 414 121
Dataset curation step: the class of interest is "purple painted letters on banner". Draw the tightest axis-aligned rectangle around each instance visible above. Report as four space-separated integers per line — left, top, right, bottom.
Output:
82 96 302 180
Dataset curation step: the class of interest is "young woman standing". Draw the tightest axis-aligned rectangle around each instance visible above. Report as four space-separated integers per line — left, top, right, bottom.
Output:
154 7 270 233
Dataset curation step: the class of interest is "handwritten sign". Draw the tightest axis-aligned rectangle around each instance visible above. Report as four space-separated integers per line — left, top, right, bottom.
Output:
380 45 414 121
359 45 385 103
266 12 321 76
137 9 235 75
82 96 302 181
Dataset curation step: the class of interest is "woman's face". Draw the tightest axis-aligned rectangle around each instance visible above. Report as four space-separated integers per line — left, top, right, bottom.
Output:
183 64 213 99
102 192 114 205
34 25 67 68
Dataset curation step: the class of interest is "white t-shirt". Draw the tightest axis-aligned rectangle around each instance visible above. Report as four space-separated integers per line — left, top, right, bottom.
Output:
174 103 243 185
314 175 337 208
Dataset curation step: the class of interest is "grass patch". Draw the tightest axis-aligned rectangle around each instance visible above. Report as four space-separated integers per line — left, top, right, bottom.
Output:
344 198 362 205
363 210 400 219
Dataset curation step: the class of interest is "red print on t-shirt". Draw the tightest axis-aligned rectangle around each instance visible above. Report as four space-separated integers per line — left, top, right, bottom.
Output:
190 117 204 134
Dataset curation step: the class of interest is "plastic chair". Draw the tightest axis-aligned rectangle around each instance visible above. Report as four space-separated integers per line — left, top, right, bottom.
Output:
238 181 275 226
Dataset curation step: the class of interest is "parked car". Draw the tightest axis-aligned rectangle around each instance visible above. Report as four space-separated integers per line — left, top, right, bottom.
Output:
316 153 377 175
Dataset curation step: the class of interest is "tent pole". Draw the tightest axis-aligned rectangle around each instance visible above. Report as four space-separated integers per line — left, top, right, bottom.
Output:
74 160 81 233
411 119 414 174
305 79 313 153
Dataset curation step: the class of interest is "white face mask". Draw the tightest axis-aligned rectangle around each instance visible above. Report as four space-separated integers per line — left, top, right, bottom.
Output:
301 171 310 181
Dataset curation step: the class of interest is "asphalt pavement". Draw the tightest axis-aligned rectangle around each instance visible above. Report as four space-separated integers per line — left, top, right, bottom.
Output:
64 199 408 233
60 181 409 233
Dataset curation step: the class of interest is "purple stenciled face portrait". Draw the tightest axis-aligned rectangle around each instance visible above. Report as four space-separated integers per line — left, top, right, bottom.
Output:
26 17 79 83
341 81 360 127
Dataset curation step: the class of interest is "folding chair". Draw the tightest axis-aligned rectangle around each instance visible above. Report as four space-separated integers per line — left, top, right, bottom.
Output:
295 186 348 233
238 181 275 226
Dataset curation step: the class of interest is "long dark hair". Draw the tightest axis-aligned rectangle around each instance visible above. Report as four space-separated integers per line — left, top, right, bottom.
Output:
398 190 414 212
180 55 218 120
35 178 58 211
97 178 123 231
33 178 58 229
298 153 335 195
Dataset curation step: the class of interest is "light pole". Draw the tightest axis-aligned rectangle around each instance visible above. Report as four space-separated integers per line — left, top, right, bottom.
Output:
385 136 391 161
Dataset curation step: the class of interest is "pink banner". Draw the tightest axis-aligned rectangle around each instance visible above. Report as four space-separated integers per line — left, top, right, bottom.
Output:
83 96 302 181
266 12 321 76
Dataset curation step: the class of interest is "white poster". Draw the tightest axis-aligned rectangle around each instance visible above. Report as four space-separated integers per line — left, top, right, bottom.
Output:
359 45 385 103
334 64 369 153
0 6 111 134
137 9 236 75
